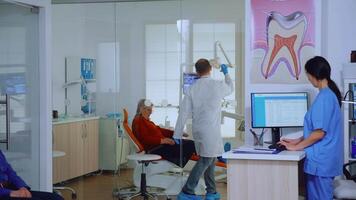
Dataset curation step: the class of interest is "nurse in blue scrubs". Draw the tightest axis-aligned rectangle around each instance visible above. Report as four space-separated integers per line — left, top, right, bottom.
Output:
279 56 343 200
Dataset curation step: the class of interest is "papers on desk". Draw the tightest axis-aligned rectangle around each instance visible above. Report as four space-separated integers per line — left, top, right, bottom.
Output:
233 147 279 154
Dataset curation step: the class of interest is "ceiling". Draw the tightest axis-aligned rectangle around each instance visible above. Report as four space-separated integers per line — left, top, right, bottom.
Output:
52 0 175 4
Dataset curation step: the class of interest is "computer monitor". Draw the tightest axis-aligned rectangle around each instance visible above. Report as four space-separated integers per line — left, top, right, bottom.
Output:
0 73 26 95
251 92 308 148
183 73 199 95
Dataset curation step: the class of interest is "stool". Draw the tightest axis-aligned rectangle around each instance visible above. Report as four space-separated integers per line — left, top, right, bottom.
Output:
334 179 356 199
115 153 161 200
52 150 77 199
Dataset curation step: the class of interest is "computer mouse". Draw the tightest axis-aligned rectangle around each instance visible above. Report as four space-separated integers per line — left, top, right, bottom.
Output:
276 144 287 151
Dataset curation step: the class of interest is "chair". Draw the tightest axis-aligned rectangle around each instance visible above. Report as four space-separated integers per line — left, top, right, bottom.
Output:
116 109 209 197
113 109 169 199
116 108 227 197
334 161 356 199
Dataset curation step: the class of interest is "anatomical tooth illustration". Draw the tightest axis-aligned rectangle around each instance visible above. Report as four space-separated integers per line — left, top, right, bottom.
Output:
261 11 307 80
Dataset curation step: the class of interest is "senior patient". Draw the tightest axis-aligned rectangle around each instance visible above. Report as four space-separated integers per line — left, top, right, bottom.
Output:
132 99 196 167
0 150 63 200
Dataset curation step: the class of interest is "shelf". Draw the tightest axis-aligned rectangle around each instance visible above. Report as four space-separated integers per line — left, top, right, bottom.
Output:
153 105 179 109
343 63 356 67
342 64 356 79
63 80 81 88
85 79 96 83
0 64 26 67
0 66 26 74
63 79 96 88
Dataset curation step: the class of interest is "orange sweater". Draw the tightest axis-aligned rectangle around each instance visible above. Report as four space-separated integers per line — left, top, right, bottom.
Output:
132 115 173 151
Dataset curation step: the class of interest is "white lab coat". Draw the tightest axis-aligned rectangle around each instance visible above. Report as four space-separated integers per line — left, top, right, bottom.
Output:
174 74 234 157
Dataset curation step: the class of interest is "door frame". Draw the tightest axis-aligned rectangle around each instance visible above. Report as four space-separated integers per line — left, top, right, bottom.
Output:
9 0 52 192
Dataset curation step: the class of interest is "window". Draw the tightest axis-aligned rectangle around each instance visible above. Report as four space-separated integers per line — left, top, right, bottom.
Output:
193 23 237 137
145 22 238 137
145 24 180 125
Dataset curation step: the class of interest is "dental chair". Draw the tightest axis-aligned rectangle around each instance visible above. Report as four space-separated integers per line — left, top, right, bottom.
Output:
117 109 207 197
334 161 356 199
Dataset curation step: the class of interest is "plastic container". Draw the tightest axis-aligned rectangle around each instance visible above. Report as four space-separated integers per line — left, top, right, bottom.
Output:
224 142 231 152
352 136 356 158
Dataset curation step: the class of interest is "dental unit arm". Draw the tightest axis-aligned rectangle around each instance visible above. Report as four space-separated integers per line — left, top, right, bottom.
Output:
210 41 234 69
63 75 93 115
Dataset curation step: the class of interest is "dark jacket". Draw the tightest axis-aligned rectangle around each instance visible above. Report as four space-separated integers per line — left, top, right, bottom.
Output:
0 150 29 197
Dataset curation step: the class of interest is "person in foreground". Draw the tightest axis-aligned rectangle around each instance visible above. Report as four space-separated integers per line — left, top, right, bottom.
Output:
0 150 63 200
132 99 196 168
279 56 343 200
174 58 234 200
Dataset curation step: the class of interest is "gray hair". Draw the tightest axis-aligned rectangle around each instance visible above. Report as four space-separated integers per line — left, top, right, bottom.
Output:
135 99 153 117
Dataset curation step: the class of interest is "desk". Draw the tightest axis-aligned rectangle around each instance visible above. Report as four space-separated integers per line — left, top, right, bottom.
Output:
223 148 305 200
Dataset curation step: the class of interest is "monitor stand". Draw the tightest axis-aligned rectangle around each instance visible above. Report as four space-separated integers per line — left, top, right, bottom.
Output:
268 127 281 149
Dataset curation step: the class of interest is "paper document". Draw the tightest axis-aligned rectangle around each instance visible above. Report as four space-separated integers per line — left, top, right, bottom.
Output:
233 147 279 154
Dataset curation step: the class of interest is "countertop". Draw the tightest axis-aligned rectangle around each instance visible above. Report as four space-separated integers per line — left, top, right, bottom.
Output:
222 146 305 161
52 116 100 125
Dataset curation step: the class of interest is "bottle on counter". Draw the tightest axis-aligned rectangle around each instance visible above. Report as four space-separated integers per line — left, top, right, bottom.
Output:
351 136 356 158
351 51 356 63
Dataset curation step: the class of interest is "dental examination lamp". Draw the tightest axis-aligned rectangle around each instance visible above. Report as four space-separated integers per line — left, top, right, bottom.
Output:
209 41 234 69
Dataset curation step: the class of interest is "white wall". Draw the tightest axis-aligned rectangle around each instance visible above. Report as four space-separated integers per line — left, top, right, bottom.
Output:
322 0 356 94
244 0 356 144
52 3 117 115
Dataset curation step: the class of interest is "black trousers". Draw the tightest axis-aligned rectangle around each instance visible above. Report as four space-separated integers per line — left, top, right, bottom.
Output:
148 139 196 167
2 191 63 200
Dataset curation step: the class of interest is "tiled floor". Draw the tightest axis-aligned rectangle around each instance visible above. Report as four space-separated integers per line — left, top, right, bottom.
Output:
55 169 227 200
55 168 308 200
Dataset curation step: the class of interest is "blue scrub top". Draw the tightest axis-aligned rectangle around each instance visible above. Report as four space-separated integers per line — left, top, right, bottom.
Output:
303 87 343 177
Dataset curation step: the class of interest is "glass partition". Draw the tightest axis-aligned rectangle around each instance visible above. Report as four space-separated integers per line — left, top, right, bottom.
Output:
52 1 245 199
177 0 245 156
52 3 119 199
0 0 41 189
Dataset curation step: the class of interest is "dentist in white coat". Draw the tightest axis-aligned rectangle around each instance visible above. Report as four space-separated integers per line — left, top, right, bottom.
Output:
174 58 233 200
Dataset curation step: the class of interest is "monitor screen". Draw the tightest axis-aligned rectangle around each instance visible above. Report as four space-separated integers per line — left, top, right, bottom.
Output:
0 73 26 95
183 73 199 95
251 92 308 128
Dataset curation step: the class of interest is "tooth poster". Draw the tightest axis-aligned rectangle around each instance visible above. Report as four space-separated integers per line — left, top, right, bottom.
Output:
251 0 315 84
